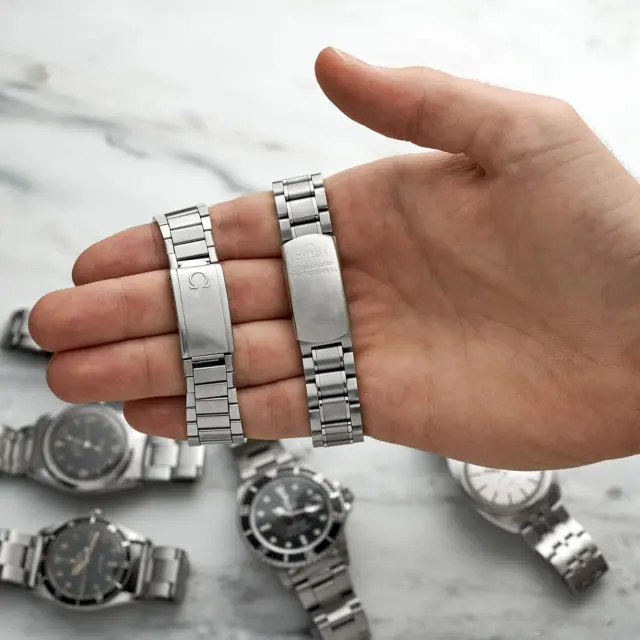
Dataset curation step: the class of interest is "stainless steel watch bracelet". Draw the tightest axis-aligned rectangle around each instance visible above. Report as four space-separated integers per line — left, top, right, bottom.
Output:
142 436 205 482
154 204 243 446
0 529 38 587
281 548 369 640
2 309 51 357
139 545 189 602
231 439 294 481
273 174 363 448
520 501 608 594
0 425 34 476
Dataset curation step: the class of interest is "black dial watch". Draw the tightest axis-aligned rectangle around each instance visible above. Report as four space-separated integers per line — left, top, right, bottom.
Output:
233 440 370 639
0 509 189 610
0 404 205 492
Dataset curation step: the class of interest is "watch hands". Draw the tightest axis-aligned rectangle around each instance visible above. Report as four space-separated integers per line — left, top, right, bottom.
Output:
65 433 102 453
273 504 322 517
71 531 100 576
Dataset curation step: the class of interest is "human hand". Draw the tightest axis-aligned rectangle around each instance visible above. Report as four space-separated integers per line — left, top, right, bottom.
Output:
30 48 640 469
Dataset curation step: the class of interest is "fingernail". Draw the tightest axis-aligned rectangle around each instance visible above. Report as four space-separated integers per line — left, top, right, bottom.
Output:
328 47 362 64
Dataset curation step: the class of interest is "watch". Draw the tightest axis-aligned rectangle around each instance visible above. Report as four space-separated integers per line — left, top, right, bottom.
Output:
272 174 363 448
2 308 51 357
0 403 205 492
233 440 370 639
154 204 244 446
446 458 608 594
0 509 189 609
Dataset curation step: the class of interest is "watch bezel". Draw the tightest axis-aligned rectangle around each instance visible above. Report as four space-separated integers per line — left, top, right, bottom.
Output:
460 463 553 515
236 465 348 569
41 404 131 491
39 512 132 609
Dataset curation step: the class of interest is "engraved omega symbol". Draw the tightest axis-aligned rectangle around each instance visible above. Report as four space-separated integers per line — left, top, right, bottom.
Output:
188 272 210 289
296 243 329 261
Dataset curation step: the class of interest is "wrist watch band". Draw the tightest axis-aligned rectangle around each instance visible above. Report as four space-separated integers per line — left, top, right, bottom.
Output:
0 425 34 476
139 544 189 602
273 174 363 448
2 309 51 357
281 549 369 640
233 440 369 639
520 500 608 594
0 529 38 588
141 436 205 482
154 204 244 447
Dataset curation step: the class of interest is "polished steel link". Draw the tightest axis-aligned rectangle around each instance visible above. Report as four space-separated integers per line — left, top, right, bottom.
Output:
231 439 294 482
155 204 243 446
281 548 370 640
2 309 51 356
0 529 39 587
520 501 608 593
0 425 34 476
141 436 205 482
140 545 189 602
273 174 363 448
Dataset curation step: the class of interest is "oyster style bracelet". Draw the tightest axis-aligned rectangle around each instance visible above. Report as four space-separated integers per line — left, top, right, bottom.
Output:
154 204 244 446
2 309 51 357
273 174 363 448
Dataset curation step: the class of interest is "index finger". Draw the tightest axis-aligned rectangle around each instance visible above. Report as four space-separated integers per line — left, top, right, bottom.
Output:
72 191 280 285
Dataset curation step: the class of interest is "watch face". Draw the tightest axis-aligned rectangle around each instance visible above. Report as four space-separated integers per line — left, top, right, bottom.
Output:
42 516 130 607
463 464 546 510
45 406 128 483
238 466 348 568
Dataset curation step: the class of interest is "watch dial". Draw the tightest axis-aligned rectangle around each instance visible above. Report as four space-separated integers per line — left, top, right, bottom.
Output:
251 476 332 552
464 464 545 508
47 408 127 481
43 520 129 606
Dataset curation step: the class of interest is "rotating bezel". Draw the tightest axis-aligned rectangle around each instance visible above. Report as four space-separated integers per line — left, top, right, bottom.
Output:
237 465 348 569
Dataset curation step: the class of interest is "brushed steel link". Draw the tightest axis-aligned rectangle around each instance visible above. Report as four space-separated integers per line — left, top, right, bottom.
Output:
140 545 189 602
231 439 294 481
155 204 244 446
273 174 363 448
520 501 608 594
0 425 34 476
0 529 39 587
142 437 205 482
2 309 51 357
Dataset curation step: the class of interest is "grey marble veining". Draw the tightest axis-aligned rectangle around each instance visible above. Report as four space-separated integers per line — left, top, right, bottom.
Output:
1 1 640 638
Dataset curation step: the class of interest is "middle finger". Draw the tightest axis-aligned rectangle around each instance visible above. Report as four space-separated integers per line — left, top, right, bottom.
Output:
30 259 289 352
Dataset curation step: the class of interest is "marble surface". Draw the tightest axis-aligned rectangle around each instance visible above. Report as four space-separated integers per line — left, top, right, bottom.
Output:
1 0 640 638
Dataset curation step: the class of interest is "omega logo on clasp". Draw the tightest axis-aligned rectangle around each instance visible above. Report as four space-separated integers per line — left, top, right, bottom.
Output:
296 243 329 261
188 272 210 289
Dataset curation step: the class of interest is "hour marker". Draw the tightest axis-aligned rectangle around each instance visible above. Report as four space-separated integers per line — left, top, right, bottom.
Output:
306 489 313 496
508 493 514 505
313 529 321 536
111 445 121 453
475 484 488 494
78 469 90 478
56 570 63 577
65 581 72 588
106 560 120 568
528 477 540 484
54 440 65 448
299 534 308 546
60 543 69 550
291 483 299 491
269 536 277 544
284 541 293 549
259 523 272 532
262 496 271 503
491 491 498 503
256 510 265 518
319 514 327 522
520 488 530 499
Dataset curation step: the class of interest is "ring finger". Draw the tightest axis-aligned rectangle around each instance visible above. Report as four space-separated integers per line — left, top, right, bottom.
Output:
46 319 301 403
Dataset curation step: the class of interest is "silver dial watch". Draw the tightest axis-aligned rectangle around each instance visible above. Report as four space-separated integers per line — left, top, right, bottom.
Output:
154 204 244 446
273 174 363 448
446 458 608 594
0 403 205 492
233 440 370 639
2 308 51 357
0 509 189 609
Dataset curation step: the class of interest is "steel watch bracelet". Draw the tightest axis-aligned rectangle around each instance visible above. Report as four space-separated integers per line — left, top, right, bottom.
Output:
273 174 363 448
2 309 51 357
0 529 39 587
142 436 205 482
520 501 608 593
231 439 294 481
139 544 189 602
0 425 34 476
155 204 243 446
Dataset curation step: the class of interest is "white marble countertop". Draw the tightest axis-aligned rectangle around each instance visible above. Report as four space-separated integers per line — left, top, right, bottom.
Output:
1 1 639 638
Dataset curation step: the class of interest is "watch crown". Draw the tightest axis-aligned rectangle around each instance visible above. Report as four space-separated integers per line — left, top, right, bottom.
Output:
341 487 354 507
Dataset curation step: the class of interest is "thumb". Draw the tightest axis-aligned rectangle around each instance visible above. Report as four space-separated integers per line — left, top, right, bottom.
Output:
315 47 543 171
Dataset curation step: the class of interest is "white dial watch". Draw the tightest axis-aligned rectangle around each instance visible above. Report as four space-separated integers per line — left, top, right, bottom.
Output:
447 458 608 594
